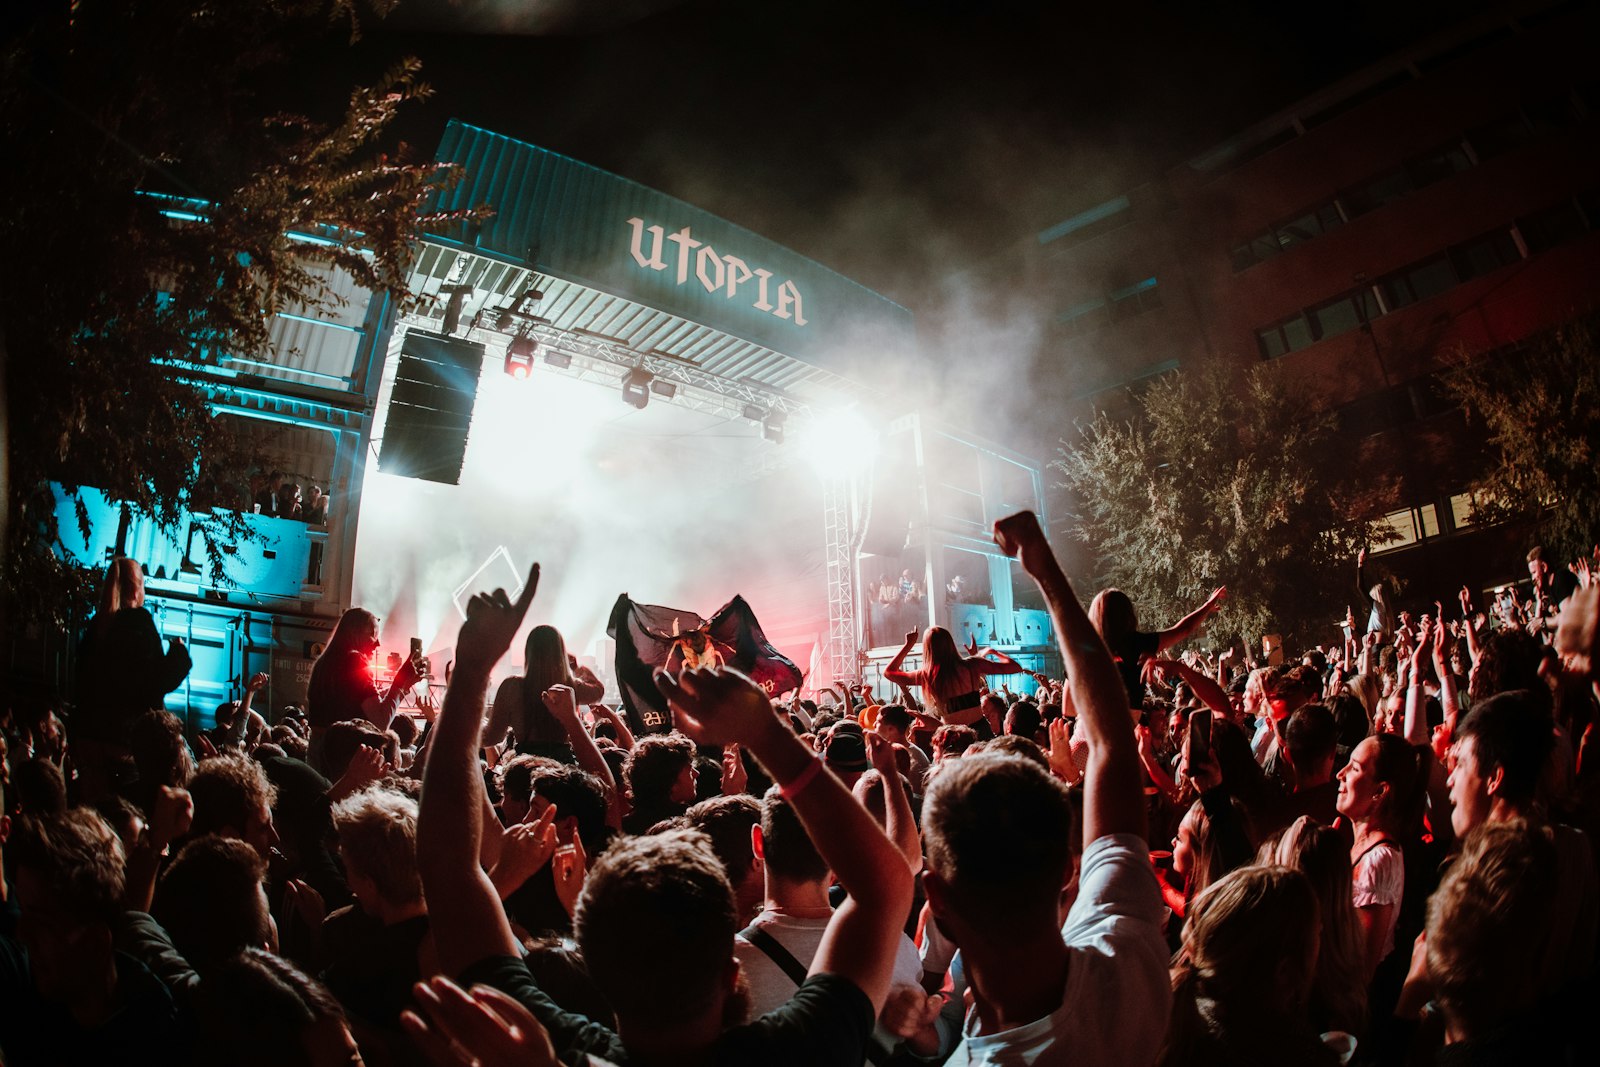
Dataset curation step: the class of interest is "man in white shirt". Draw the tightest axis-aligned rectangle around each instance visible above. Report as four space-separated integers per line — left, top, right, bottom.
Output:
736 785 925 1060
921 512 1171 1066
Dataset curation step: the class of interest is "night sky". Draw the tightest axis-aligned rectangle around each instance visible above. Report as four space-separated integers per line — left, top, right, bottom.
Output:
348 0 1509 305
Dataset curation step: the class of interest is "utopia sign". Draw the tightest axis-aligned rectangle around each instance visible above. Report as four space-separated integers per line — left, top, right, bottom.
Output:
626 217 808 327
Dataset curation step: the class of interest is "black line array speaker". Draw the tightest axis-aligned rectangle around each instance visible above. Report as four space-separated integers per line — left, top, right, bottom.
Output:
378 331 485 485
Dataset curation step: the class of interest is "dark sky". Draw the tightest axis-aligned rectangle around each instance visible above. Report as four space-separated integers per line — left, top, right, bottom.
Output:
352 0 1507 305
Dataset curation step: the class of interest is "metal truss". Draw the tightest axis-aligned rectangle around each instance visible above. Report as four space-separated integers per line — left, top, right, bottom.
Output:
821 474 859 688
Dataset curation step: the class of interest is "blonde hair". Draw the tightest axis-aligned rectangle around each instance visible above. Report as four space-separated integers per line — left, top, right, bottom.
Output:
1161 866 1320 1065
1426 818 1558 1037
1264 817 1368 1034
332 787 422 908
99 557 145 615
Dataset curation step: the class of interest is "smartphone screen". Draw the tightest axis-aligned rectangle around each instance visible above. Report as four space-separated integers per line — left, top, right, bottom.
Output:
1188 710 1211 764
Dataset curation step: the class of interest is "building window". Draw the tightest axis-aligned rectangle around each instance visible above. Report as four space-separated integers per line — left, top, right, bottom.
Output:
1372 508 1421 552
1279 203 1345 249
1448 229 1520 283
1371 503 1442 553
1518 199 1590 254
1056 299 1111 339
1343 168 1415 218
1405 141 1473 188
1108 277 1162 321
1521 92 1580 135
1257 313 1315 359
1307 288 1377 342
1464 96 1579 164
1379 255 1456 310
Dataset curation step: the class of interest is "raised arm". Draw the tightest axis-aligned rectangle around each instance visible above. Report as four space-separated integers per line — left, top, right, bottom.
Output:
570 661 606 705
359 655 420 731
1430 623 1461 736
483 676 521 750
968 648 1026 676
883 630 920 688
541 685 622 828
591 703 636 751
219 673 269 750
1403 620 1434 748
866 733 922 875
418 563 540 976
656 667 915 1014
1459 587 1482 665
994 511 1144 842
1156 587 1226 652
1144 658 1232 719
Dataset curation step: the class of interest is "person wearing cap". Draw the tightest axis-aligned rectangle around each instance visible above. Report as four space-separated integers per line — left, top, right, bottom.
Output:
823 722 872 789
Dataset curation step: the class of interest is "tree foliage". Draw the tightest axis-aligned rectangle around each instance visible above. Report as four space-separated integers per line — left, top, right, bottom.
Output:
0 2 469 631
1053 359 1374 652
1444 309 1600 563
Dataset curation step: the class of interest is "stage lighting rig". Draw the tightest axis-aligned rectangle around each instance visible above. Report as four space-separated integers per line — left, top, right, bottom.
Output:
504 334 537 380
621 366 652 409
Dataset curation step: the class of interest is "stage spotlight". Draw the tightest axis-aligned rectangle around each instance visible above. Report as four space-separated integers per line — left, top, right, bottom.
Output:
762 412 785 444
741 403 765 422
504 336 536 380
650 379 677 399
545 348 572 369
621 367 652 409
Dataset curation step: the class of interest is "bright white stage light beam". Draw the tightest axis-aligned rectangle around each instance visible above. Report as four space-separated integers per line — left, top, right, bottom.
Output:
797 408 879 480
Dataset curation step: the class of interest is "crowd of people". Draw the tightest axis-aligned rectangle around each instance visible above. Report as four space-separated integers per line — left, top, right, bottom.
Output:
2 512 1597 1066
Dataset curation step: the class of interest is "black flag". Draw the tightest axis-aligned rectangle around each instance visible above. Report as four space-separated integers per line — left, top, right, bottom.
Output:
606 593 803 735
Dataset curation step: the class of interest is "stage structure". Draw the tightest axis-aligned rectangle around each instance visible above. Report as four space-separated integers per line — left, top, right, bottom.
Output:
352 123 925 695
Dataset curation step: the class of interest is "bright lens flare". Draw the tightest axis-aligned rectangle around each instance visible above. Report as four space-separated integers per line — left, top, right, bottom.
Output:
798 408 879 480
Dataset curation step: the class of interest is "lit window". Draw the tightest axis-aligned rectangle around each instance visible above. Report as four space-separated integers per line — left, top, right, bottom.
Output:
1372 508 1419 552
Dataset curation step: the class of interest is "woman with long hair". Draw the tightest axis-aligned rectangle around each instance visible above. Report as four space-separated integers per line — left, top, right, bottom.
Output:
486 625 606 760
1090 586 1225 709
1264 816 1369 1037
306 608 417 772
74 558 192 798
1159 865 1338 1067
1335 733 1424 981
883 625 1023 727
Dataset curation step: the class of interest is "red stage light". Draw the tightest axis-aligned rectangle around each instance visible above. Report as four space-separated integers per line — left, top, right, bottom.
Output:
504 335 537 380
